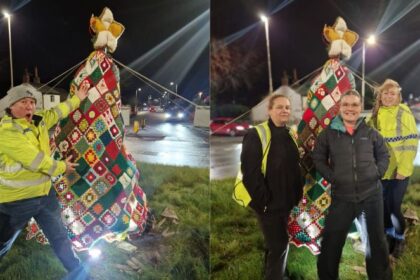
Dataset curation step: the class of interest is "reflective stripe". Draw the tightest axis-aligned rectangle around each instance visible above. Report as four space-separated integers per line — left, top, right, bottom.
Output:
393 145 418 152
55 99 74 120
255 122 271 175
12 123 24 133
29 151 45 171
47 160 58 176
55 107 64 119
0 163 22 173
255 124 268 149
0 175 50 188
66 99 75 112
396 107 403 136
384 134 418 142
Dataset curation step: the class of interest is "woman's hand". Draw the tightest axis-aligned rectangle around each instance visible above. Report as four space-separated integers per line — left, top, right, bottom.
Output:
395 173 406 180
64 155 79 173
76 80 91 101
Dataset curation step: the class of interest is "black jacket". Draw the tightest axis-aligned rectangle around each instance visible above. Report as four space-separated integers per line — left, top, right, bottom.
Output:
312 117 389 202
241 119 304 214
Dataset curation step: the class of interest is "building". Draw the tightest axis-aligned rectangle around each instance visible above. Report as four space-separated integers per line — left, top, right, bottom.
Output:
0 67 66 117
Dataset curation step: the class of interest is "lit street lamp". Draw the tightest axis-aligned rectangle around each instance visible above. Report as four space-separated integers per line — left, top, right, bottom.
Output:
3 11 13 88
361 34 376 109
170 81 178 94
260 14 273 94
135 88 141 110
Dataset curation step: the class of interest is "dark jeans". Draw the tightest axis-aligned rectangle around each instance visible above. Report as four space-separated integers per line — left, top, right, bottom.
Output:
256 211 289 280
0 188 86 278
382 178 409 238
317 192 392 280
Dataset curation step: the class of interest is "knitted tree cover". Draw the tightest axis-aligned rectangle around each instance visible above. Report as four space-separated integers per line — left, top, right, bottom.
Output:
51 50 148 250
25 8 149 250
287 58 355 254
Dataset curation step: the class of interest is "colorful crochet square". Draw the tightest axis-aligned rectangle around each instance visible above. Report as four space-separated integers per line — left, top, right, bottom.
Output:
287 58 355 255
28 50 148 250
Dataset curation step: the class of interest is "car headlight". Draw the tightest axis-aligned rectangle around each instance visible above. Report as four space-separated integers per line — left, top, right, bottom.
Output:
165 113 171 118
177 112 184 119
236 126 244 130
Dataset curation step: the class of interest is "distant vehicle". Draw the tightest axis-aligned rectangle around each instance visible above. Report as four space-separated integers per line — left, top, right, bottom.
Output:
149 106 164 113
210 117 252 136
164 108 186 122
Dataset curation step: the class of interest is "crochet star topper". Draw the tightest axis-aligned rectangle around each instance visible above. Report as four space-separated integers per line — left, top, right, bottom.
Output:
90 7 125 53
323 17 359 60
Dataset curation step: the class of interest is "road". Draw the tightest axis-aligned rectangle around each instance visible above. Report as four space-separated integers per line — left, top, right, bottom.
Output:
210 136 242 180
210 123 420 180
124 112 209 168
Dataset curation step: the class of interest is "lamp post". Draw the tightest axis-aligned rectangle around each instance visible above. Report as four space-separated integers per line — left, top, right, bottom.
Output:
361 34 376 110
135 88 141 111
260 14 273 94
3 11 13 88
170 81 178 94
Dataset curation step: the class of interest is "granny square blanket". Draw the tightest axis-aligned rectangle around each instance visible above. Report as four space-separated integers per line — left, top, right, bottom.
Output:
287 58 355 255
39 50 149 250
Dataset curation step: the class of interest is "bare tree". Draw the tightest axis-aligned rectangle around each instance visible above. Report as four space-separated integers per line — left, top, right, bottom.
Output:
211 39 262 103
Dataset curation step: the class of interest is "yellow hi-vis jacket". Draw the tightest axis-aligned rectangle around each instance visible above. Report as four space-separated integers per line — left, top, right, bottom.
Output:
0 95 81 203
374 104 419 179
232 121 298 207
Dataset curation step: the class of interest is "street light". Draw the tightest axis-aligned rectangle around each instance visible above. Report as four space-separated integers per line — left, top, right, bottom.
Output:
135 88 141 110
3 11 13 88
260 14 273 94
170 82 178 94
361 34 376 109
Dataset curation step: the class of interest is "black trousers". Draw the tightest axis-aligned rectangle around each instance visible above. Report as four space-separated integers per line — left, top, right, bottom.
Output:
0 189 82 274
382 178 409 237
317 192 392 280
256 211 289 280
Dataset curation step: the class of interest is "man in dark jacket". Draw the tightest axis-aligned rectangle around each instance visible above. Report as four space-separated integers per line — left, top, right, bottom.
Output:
312 90 392 280
241 94 304 280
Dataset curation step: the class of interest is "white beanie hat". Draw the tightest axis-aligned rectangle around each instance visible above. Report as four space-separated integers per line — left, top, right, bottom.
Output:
5 84 39 108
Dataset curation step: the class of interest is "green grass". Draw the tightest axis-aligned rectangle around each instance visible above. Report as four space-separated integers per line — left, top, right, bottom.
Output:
211 166 420 279
0 163 209 280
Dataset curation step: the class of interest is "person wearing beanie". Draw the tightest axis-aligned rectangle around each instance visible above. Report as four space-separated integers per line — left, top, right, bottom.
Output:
0 82 90 279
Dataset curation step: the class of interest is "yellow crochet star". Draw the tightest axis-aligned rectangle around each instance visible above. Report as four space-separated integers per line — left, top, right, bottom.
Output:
323 17 358 47
90 7 125 39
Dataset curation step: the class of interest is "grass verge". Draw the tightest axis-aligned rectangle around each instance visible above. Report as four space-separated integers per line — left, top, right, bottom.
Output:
210 166 420 279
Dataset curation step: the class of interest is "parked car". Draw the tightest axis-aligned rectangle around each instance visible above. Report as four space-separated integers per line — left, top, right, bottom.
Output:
210 117 252 136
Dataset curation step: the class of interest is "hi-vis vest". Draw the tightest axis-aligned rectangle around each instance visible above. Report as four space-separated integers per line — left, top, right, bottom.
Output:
375 104 419 179
232 121 298 207
0 95 81 203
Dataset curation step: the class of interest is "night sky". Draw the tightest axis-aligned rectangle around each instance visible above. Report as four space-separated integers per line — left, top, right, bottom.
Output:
0 0 209 105
211 0 420 107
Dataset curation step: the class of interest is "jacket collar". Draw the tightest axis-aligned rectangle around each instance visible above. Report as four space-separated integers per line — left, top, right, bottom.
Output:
1 114 42 127
330 116 365 133
268 118 289 131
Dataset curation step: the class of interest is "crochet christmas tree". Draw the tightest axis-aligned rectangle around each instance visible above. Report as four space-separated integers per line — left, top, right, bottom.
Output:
287 17 358 254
